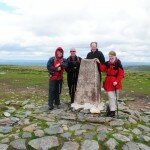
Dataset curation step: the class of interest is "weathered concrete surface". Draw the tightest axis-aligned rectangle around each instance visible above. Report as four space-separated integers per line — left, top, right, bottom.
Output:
71 59 103 113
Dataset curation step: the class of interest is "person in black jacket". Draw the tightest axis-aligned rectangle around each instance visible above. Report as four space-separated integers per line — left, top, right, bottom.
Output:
86 42 105 64
66 48 82 104
86 42 105 81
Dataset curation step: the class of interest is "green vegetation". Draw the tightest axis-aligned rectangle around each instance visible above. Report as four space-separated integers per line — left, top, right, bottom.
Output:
122 70 150 96
0 65 149 103
0 64 149 125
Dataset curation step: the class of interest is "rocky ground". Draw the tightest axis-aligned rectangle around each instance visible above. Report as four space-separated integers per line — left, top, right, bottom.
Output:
0 97 150 150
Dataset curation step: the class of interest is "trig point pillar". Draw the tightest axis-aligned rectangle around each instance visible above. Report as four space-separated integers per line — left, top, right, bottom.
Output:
71 59 104 113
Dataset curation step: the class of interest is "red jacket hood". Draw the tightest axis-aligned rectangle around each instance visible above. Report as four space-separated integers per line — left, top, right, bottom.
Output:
55 47 64 59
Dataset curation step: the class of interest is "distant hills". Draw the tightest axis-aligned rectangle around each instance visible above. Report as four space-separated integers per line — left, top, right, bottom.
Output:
122 62 150 67
0 60 149 71
124 65 150 71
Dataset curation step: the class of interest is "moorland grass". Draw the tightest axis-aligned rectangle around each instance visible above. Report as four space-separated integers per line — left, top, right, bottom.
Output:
0 65 149 102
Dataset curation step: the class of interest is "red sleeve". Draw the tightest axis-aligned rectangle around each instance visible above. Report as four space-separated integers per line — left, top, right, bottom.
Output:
116 68 124 83
99 64 107 72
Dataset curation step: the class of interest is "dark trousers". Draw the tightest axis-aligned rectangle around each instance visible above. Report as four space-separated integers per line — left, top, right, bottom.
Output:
48 80 62 108
67 72 78 103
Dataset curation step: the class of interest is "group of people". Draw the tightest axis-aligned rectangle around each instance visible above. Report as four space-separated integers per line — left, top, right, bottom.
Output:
47 42 124 118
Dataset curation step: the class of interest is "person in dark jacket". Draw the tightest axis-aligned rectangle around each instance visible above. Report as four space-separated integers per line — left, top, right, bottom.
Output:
99 51 124 117
47 47 68 110
86 42 105 82
66 48 82 104
86 42 105 64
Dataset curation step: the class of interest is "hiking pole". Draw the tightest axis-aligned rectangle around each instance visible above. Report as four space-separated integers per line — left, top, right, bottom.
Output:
114 86 119 118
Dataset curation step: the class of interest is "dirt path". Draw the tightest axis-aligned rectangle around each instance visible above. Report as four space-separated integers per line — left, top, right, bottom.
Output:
127 99 150 111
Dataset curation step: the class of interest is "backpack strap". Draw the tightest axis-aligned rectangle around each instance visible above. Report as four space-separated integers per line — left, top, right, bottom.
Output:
115 59 124 70
105 61 110 68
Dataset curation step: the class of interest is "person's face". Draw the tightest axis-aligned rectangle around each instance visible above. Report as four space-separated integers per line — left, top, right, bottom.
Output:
109 55 116 63
57 51 63 58
91 43 97 52
70 49 76 56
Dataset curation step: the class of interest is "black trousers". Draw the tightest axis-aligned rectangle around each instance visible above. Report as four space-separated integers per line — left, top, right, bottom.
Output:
48 80 62 108
67 72 78 103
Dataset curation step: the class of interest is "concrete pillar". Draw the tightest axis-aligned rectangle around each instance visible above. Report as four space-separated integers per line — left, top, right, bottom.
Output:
71 59 104 113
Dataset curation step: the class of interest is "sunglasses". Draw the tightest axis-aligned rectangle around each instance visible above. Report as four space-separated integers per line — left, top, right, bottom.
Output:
70 51 76 52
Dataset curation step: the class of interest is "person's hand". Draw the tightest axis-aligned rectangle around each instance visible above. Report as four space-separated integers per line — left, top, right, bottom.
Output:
57 67 61 71
94 58 100 64
113 81 117 86
55 63 60 67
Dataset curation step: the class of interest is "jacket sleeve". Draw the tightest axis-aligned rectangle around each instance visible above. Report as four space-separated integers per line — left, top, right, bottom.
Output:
74 57 82 69
116 67 124 83
47 57 57 74
99 51 105 64
86 53 90 59
61 58 68 69
99 64 107 72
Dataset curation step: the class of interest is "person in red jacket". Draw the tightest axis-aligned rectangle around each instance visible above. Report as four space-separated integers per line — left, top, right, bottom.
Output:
98 51 124 117
47 47 68 110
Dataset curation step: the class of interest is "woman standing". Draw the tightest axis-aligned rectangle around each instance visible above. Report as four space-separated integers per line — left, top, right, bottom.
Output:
47 47 68 110
99 51 124 117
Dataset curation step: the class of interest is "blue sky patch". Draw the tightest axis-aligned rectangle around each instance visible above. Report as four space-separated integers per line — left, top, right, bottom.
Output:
0 2 14 12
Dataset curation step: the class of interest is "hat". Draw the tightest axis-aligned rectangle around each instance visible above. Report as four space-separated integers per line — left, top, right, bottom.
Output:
109 51 116 56
56 47 63 52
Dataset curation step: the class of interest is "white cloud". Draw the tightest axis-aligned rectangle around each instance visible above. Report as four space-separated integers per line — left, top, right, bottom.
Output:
0 0 150 62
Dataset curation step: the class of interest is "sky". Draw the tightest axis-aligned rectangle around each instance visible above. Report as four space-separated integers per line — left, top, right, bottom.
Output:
0 0 150 62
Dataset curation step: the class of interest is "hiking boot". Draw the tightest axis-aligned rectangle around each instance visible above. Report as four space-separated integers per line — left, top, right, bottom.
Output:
67 102 71 107
56 105 60 109
109 111 115 118
49 106 54 110
106 105 111 117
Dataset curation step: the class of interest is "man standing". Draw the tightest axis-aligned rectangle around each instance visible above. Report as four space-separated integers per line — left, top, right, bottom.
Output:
47 47 68 110
66 48 82 104
86 42 105 82
86 42 105 64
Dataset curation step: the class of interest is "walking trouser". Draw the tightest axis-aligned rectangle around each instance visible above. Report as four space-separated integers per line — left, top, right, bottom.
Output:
107 90 119 111
48 80 62 108
69 83 77 103
67 72 78 103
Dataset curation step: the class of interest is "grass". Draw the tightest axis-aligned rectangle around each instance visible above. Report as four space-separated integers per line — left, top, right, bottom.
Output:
0 65 70 102
0 65 149 115
122 70 150 96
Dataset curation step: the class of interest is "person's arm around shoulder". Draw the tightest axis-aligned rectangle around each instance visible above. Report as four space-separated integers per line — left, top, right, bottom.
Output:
61 58 68 69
